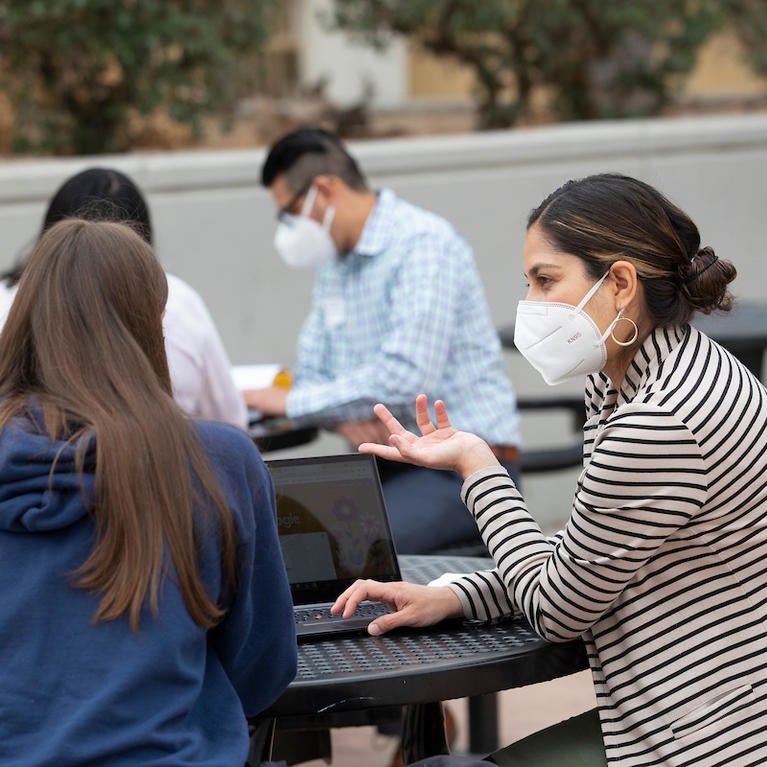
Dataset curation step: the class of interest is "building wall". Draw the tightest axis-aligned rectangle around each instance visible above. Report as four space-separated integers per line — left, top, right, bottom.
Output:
2 112 766 364
269 5 766 112
297 0 408 108
407 41 475 102
684 31 767 99
406 30 767 106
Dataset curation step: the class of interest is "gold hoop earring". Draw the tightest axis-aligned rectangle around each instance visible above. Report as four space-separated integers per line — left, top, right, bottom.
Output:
611 316 638 347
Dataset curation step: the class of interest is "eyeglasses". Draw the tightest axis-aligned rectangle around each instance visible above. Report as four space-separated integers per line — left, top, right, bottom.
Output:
276 179 314 223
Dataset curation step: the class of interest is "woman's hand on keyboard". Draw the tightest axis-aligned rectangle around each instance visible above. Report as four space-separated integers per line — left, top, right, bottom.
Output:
331 579 463 636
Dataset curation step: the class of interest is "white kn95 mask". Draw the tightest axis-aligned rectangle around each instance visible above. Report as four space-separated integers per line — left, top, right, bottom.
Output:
274 185 337 269
513 272 624 386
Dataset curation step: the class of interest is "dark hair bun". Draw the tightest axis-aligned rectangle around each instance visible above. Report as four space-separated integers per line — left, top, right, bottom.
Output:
683 247 737 315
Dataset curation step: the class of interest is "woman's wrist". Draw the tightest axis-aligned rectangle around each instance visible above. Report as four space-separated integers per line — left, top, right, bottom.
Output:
455 438 501 479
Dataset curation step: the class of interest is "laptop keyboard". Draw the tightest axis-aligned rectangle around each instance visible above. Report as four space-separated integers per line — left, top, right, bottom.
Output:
295 601 391 627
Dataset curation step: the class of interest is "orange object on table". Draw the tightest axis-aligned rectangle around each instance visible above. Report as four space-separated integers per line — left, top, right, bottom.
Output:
272 369 293 389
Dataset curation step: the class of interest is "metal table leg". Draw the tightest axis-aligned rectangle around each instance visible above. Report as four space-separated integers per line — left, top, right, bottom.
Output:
468 693 499 754
401 701 450 763
247 718 275 766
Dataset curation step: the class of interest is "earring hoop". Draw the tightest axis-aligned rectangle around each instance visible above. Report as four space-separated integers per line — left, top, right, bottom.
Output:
611 316 638 347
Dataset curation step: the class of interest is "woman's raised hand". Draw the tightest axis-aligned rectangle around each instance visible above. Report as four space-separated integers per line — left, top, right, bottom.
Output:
357 394 499 479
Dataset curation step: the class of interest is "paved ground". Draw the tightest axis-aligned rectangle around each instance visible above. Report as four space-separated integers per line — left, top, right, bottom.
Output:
292 668 596 766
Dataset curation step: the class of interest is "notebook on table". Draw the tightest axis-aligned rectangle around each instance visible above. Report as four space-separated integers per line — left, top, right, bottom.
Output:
266 453 402 640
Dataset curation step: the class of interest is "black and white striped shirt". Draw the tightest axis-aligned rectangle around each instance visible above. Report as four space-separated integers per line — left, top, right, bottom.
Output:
450 325 767 766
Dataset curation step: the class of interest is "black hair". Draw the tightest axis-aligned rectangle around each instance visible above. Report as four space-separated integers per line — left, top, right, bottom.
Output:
528 173 737 326
2 167 152 287
260 127 367 192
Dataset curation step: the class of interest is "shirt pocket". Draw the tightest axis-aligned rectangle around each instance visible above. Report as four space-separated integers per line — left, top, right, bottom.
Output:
670 684 755 741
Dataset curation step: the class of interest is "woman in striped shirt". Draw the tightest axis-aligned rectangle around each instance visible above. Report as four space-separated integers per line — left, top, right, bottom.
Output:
334 174 767 767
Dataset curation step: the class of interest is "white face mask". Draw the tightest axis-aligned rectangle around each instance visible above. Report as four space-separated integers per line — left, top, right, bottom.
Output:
513 271 623 386
274 185 337 269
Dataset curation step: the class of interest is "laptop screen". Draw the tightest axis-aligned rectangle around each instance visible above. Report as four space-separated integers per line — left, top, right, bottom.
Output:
266 453 401 606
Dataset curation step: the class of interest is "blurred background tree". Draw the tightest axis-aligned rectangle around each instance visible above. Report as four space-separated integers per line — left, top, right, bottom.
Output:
329 0 727 129
729 0 767 77
1 0 764 155
0 0 278 155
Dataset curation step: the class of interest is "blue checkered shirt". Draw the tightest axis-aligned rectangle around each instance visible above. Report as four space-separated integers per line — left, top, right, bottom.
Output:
286 188 520 445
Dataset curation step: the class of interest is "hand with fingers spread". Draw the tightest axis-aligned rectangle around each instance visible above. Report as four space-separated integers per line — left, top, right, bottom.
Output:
331 579 463 636
357 394 500 479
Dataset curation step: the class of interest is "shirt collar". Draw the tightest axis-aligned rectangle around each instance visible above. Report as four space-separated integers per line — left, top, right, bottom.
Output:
619 324 688 402
352 188 396 257
586 324 688 419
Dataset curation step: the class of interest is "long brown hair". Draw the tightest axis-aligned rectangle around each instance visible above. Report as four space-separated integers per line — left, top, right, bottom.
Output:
0 219 237 631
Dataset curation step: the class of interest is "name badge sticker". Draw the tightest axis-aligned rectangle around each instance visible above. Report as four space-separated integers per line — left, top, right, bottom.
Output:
323 297 346 328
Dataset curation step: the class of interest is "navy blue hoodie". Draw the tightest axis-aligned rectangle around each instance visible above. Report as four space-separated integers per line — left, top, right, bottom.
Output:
0 414 296 767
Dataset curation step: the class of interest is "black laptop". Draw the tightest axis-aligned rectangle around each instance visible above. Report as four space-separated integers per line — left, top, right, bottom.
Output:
266 453 402 639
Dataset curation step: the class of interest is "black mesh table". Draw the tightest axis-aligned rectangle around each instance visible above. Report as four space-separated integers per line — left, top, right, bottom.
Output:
251 555 588 765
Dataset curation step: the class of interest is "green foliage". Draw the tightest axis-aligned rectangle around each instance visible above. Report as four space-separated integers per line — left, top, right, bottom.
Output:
330 0 726 128
0 0 278 154
728 0 767 76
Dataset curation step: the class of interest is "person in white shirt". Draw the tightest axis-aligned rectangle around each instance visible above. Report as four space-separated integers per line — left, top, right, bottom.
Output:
0 167 246 429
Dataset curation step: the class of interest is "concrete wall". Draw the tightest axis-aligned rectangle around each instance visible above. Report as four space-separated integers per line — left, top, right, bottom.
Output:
298 0 408 108
2 112 766 364
2 112 766 528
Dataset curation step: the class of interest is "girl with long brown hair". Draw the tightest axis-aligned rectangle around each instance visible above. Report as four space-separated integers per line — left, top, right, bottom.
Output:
0 219 296 767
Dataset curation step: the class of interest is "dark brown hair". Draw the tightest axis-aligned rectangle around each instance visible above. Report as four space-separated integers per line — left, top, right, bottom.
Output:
261 127 368 192
2 167 152 288
0 219 236 631
528 173 737 326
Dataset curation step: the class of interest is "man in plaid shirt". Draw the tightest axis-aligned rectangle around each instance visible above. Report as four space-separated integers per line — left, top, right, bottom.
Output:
246 128 520 554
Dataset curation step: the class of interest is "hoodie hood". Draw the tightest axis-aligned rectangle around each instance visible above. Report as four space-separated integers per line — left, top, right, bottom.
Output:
0 415 95 533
